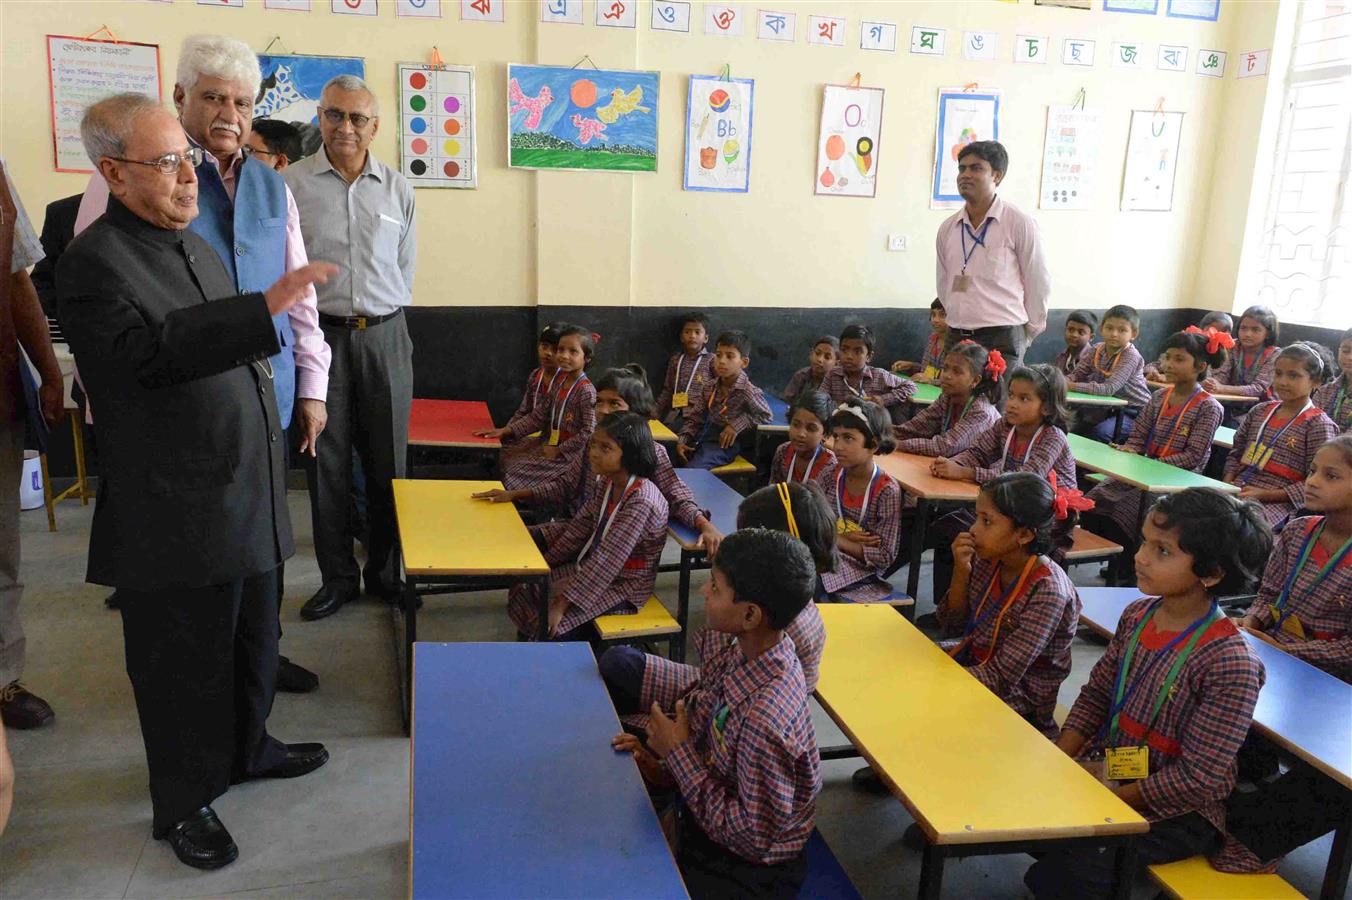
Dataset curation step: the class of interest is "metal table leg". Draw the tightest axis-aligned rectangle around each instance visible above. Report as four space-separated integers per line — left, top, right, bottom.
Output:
906 498 930 602
1321 804 1352 900
1108 837 1139 900
917 842 945 900
1112 408 1125 443
676 549 693 664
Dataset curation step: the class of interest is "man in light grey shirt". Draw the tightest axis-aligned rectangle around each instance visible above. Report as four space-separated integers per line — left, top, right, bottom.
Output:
285 75 416 621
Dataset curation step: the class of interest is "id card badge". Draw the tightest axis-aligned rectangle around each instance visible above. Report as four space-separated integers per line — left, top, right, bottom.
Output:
952 273 972 293
1242 443 1273 468
922 365 941 381
672 392 690 409
1271 605 1307 640
547 429 561 446
836 518 862 535
1104 746 1149 781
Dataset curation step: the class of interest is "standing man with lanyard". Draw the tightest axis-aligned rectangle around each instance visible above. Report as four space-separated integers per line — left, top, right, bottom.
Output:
935 141 1051 372
287 75 416 621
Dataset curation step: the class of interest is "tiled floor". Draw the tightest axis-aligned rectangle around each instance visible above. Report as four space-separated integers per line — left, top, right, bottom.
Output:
0 491 1334 898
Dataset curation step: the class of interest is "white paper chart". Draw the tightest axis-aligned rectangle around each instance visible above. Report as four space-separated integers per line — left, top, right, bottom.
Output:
398 63 477 188
1039 105 1102 210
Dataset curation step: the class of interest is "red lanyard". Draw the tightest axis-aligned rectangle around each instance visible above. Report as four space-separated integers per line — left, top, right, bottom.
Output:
1093 344 1124 378
1145 386 1205 459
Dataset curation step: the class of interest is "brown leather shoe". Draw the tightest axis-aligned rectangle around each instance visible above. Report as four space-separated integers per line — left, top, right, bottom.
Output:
0 681 55 729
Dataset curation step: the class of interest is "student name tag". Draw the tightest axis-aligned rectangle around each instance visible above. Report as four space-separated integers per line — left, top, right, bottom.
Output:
922 365 941 381
547 429 561 446
672 392 690 409
1270 605 1307 640
836 518 862 535
1104 746 1149 781
1242 442 1275 468
952 274 972 293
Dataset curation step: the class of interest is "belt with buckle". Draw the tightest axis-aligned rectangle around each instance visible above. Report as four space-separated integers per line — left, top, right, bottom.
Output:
319 309 403 330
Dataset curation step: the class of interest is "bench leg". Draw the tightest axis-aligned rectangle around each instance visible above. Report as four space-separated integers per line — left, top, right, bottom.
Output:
400 571 418 735
1322 805 1352 900
676 550 694 664
1108 837 1138 900
1111 409 1125 443
917 843 945 900
906 499 930 604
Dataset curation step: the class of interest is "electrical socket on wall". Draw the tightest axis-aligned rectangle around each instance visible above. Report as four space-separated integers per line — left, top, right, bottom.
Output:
887 234 908 252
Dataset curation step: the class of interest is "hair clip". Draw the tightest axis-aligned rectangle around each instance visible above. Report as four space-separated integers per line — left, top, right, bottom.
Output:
1184 325 1235 355
1049 471 1094 521
591 332 602 345
985 349 1007 380
834 403 872 429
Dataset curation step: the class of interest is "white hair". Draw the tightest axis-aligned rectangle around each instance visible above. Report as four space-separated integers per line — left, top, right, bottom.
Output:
81 93 166 165
322 74 379 116
176 34 261 94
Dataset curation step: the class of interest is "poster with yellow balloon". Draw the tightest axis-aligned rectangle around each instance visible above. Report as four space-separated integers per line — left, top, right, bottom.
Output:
815 84 884 198
683 74 755 193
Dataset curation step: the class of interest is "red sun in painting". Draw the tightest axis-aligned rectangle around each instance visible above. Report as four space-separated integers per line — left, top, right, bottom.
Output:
570 79 598 109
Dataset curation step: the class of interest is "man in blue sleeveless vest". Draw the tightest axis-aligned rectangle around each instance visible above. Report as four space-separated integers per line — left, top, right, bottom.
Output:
173 36 332 693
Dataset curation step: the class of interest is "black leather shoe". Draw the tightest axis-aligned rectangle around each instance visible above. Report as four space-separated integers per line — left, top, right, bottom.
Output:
237 742 329 782
0 681 54 729
276 656 319 693
301 584 355 621
155 806 238 870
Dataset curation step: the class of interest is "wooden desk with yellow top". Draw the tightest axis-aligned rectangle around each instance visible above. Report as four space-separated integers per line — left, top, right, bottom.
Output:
815 604 1148 900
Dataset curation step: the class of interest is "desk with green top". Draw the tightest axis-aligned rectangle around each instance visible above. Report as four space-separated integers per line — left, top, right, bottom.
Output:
815 604 1148 899
392 479 549 731
1067 434 1239 495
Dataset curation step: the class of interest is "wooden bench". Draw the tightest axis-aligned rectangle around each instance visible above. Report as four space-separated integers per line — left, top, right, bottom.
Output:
710 454 758 491
594 595 683 660
1148 856 1302 900
1065 526 1123 563
799 829 861 900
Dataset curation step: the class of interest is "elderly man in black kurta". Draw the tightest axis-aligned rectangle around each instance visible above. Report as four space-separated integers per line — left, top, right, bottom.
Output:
56 94 337 870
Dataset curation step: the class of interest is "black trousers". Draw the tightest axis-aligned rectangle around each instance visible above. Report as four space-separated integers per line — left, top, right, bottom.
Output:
119 567 288 834
944 324 1027 374
678 811 807 899
1024 812 1220 900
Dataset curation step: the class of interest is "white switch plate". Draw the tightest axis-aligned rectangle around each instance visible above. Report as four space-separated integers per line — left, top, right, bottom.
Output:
888 234 908 252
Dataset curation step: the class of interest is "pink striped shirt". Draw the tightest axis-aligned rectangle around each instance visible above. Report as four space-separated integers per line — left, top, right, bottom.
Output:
935 195 1051 340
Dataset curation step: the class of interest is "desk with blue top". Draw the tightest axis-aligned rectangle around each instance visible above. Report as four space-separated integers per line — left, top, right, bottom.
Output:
1077 587 1352 900
410 642 687 899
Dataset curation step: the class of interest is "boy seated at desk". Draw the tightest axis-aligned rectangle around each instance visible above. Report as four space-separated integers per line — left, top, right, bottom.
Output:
612 528 820 898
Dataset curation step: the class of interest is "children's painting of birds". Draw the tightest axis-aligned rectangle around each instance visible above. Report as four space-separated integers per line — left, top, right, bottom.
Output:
507 64 660 172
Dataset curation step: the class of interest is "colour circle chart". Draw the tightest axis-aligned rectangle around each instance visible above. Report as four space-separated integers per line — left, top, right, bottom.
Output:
398 63 477 189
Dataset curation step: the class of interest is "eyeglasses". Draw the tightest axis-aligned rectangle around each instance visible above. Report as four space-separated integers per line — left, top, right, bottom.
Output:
241 145 278 159
317 107 374 129
111 146 203 175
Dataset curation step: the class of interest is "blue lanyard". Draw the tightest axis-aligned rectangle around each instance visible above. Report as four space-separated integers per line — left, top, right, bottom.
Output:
1236 400 1311 484
960 218 992 271
1095 601 1218 745
1240 348 1271 384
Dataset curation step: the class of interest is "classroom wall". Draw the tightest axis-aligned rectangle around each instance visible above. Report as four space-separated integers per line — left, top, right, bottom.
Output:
1 0 1276 315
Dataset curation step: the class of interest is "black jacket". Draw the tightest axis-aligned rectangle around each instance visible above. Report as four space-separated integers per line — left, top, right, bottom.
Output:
29 193 81 318
56 198 293 590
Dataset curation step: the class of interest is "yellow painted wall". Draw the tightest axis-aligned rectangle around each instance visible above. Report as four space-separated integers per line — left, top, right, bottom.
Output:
0 0 1278 312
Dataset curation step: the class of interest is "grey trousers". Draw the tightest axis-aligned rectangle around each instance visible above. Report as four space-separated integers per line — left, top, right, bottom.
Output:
305 314 413 590
0 419 23 684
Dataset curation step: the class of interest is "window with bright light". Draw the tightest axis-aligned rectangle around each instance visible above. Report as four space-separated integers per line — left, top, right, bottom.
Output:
1245 0 1351 328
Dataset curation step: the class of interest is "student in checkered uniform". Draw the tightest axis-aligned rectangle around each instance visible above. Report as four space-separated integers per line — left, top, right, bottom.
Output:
488 326 597 500
600 480 836 738
676 330 772 470
1055 309 1097 379
894 340 1003 459
503 322 564 431
938 474 1083 739
1312 327 1352 434
1026 489 1272 897
782 335 839 406
1203 305 1281 403
769 391 836 486
655 312 712 430
890 299 949 384
611 528 820 897
1083 329 1228 581
506 412 667 640
1225 435 1352 873
819 400 902 603
922 365 1078 604
1068 304 1153 443
820 324 917 422
1224 342 1339 529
